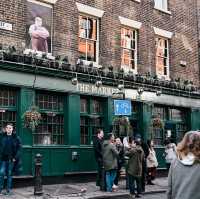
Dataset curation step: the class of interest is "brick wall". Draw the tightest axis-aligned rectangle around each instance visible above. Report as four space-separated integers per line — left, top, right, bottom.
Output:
0 0 199 86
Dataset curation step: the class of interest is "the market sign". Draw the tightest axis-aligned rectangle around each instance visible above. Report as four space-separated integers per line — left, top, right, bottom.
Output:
77 83 118 96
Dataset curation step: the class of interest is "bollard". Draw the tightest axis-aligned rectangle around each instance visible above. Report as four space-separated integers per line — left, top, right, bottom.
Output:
34 153 43 195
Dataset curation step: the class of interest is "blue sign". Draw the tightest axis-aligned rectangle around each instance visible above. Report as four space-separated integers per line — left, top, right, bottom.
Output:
114 100 132 116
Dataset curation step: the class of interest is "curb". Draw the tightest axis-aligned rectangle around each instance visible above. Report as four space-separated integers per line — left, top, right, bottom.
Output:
87 189 167 199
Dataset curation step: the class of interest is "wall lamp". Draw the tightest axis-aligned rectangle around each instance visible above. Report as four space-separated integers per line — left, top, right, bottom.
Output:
137 87 144 95
71 73 78 85
95 80 102 87
156 90 162 96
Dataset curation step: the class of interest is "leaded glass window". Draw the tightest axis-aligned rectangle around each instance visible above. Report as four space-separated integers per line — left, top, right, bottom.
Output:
34 92 64 145
0 88 17 130
80 97 104 145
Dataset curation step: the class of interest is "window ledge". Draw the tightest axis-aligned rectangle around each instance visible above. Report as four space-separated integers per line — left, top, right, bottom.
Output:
132 0 141 3
154 6 172 15
157 75 170 81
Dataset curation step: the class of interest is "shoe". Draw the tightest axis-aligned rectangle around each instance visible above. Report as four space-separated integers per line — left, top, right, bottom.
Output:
129 194 135 199
135 194 142 198
5 191 14 195
112 184 118 189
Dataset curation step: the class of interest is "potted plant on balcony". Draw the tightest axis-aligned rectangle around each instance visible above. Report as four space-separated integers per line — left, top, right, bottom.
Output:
23 105 41 131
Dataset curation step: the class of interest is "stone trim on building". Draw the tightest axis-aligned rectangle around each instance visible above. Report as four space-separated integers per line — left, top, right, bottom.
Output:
119 16 142 29
153 27 173 38
76 2 104 18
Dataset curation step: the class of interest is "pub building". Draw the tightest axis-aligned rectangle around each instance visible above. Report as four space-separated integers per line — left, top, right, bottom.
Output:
0 0 200 177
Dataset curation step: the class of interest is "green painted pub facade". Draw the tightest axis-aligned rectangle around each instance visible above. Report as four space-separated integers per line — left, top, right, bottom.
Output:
0 62 200 176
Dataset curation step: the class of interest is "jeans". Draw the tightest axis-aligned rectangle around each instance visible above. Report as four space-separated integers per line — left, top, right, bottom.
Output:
105 169 117 192
0 161 13 193
128 174 141 195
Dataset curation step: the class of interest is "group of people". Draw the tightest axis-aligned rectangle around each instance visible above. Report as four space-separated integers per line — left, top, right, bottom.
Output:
0 124 199 199
93 129 160 198
93 129 200 199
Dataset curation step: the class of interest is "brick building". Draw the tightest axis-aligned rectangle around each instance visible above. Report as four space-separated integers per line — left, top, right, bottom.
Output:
0 0 200 176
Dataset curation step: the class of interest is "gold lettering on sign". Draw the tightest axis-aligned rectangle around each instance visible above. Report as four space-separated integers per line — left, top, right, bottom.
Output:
77 83 118 96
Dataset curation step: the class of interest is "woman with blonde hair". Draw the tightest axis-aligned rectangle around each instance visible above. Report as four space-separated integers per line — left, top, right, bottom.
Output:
167 131 200 199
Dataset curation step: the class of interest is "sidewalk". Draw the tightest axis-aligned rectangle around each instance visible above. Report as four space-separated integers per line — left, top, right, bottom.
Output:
1 177 167 199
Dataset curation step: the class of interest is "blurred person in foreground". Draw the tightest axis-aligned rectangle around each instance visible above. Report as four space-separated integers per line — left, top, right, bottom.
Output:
167 131 200 199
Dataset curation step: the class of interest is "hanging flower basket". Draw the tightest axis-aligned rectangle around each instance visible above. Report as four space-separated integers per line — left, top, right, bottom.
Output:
152 117 164 129
23 106 41 131
112 116 132 137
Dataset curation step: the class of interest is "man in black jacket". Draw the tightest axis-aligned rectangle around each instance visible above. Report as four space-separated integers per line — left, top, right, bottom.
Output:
93 129 104 189
0 123 21 195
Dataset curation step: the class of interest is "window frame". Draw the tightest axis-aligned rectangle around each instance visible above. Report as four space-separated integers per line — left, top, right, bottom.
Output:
34 91 65 146
0 88 18 131
121 26 138 74
78 14 100 64
80 96 104 145
154 0 171 14
155 37 170 79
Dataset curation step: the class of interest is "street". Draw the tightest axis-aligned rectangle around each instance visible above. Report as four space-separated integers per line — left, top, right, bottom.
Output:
142 193 166 199
110 193 166 199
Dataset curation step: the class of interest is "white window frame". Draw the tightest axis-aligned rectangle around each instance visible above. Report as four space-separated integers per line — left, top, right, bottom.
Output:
76 3 104 65
155 37 170 80
78 15 99 64
153 27 173 80
121 27 138 74
154 0 171 14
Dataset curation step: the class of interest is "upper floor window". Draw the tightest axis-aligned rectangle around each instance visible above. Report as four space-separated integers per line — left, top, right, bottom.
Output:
121 27 137 73
155 37 169 79
78 15 99 63
154 0 168 12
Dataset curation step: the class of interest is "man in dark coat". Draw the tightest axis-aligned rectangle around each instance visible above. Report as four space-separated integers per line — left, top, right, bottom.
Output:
93 129 104 189
126 139 144 198
102 133 119 192
0 123 21 195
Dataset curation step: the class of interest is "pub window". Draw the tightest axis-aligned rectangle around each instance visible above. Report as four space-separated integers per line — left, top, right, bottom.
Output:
34 92 64 145
152 128 164 146
151 105 166 146
121 27 137 73
0 88 17 130
78 15 99 62
155 37 169 79
152 105 167 120
176 123 187 143
80 97 104 145
169 108 185 121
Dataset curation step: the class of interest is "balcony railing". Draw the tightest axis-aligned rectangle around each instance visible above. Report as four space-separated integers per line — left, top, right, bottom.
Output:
0 45 199 99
